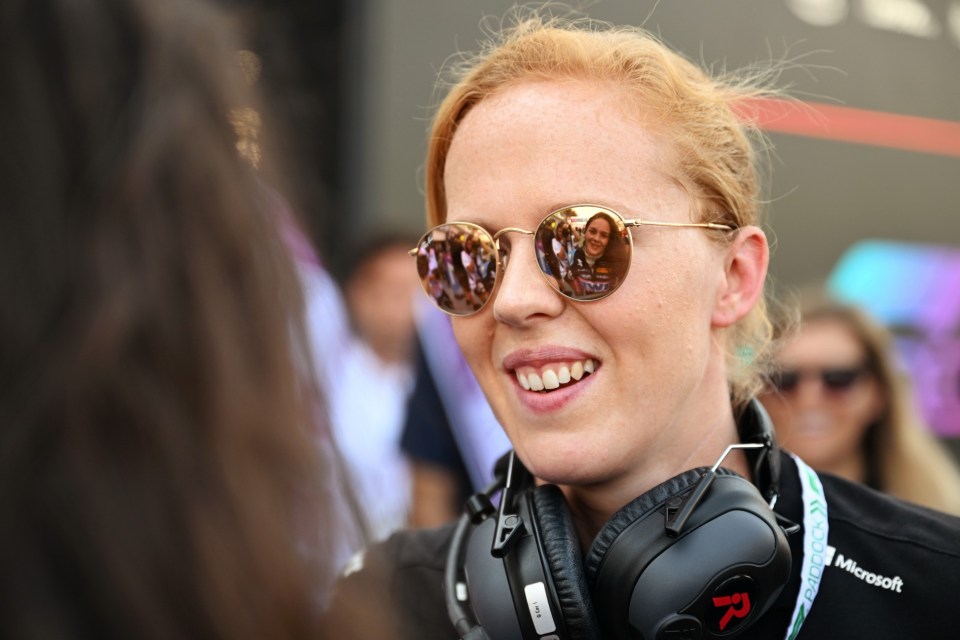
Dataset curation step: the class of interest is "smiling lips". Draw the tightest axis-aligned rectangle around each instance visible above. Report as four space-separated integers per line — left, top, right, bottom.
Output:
514 359 597 391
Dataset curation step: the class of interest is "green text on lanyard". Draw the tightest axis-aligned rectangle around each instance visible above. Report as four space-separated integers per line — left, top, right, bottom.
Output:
785 453 828 640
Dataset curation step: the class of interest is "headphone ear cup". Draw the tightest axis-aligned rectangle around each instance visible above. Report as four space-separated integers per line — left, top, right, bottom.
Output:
583 468 715 583
584 468 788 640
530 485 602 640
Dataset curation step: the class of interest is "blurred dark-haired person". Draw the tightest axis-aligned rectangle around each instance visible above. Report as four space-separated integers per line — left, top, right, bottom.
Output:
760 294 960 516
0 0 356 637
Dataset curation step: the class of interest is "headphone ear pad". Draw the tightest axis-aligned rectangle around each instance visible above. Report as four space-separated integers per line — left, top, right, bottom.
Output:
583 467 740 583
530 485 602 640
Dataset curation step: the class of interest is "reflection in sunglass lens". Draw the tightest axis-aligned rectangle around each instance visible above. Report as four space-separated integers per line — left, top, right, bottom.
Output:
533 206 632 302
413 223 498 317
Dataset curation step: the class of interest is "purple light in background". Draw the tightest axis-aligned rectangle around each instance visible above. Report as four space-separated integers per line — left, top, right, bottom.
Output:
828 240 960 436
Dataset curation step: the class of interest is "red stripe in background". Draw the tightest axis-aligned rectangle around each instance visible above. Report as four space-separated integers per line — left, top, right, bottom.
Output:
734 97 960 159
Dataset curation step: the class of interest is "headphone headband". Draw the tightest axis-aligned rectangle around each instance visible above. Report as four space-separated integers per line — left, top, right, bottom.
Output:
737 398 781 504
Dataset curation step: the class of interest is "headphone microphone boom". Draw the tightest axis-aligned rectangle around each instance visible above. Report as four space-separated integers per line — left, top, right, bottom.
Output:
444 400 795 640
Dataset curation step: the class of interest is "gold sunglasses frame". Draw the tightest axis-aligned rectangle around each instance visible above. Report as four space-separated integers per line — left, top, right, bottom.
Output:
409 204 735 317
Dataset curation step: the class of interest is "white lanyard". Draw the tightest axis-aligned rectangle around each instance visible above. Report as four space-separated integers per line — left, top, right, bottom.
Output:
784 453 828 640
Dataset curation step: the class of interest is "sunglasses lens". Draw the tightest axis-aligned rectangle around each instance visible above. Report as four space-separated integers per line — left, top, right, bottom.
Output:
822 369 863 391
413 223 498 316
534 206 631 302
769 367 866 395
772 371 799 393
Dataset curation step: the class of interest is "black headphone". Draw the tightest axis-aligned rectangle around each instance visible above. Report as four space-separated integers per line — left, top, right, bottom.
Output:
445 400 797 640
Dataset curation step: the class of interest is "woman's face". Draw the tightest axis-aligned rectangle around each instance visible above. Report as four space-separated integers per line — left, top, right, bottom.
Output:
759 318 884 473
584 218 611 257
442 79 736 487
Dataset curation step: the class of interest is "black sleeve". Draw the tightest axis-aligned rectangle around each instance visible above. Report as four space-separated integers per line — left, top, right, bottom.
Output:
400 340 467 474
319 525 459 640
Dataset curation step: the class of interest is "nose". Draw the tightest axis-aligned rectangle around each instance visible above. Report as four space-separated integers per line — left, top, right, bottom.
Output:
790 376 827 407
492 237 565 326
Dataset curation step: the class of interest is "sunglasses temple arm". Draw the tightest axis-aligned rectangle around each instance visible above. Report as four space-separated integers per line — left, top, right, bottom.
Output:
625 220 734 231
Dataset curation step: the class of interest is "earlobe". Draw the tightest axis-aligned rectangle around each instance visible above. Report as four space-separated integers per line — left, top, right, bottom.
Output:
712 226 769 328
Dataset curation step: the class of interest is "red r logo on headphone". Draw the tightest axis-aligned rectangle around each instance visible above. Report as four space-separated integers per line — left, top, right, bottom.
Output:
712 592 751 631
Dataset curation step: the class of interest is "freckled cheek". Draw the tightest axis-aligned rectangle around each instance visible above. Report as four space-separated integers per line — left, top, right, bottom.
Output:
451 319 477 359
656 255 715 320
616 263 694 332
604 258 711 374
451 318 497 382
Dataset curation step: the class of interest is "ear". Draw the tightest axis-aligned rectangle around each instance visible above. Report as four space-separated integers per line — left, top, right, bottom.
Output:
712 226 769 328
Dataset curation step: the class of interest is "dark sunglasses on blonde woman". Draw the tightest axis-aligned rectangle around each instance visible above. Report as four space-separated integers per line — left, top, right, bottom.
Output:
770 365 870 395
409 204 734 316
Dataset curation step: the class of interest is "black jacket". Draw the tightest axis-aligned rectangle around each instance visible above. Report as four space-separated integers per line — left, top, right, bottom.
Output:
321 451 960 639
567 248 620 298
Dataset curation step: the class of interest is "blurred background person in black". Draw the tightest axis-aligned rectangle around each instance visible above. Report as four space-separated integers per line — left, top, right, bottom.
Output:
0 0 367 636
760 292 960 515
400 335 474 529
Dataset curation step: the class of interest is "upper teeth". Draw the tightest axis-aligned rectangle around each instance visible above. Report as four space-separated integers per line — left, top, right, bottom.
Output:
515 359 596 391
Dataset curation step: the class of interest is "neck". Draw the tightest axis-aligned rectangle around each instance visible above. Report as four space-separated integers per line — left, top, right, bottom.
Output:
560 397 753 548
538 335 753 549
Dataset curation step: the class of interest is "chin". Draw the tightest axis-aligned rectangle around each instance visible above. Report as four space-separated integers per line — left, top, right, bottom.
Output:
516 446 606 487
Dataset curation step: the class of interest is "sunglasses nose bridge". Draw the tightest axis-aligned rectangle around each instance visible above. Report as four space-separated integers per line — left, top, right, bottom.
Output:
489 229 567 323
495 227 537 279
793 374 826 400
490 225 535 273
491 226 534 242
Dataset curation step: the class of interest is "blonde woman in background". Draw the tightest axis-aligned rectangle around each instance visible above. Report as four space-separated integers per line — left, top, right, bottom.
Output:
760 293 960 516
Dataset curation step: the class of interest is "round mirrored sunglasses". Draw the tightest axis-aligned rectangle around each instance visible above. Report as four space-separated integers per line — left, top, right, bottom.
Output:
409 204 734 317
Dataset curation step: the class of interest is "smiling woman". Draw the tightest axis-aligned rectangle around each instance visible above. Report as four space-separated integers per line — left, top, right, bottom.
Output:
322 10 960 640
